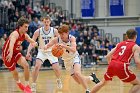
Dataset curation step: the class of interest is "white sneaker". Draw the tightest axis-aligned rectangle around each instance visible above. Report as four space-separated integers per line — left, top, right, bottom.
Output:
31 83 36 92
56 79 62 89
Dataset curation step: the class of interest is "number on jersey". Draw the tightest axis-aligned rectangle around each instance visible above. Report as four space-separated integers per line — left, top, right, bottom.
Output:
44 39 49 44
119 46 126 55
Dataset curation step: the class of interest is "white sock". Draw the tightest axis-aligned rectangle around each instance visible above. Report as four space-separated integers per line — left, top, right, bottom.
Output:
25 81 29 86
86 88 90 91
32 83 36 85
89 76 93 81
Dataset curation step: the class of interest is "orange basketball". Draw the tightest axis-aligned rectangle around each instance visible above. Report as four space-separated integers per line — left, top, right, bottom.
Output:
52 44 64 57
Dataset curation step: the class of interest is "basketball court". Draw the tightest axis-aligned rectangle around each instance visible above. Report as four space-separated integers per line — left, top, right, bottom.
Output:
0 65 139 93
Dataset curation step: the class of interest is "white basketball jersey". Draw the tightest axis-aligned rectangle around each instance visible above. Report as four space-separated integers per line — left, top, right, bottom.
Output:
58 35 78 61
38 27 55 52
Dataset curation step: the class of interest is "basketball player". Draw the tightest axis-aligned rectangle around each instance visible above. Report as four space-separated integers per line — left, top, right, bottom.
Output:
2 17 37 93
91 29 140 93
26 16 62 92
44 24 100 93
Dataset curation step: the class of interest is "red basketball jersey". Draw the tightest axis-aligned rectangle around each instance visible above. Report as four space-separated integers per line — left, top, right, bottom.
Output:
2 29 25 58
111 40 136 63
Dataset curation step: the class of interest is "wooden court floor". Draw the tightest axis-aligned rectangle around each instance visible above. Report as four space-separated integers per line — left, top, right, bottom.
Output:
0 65 139 93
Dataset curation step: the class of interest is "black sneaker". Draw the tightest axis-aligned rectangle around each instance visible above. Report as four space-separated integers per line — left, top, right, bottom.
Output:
90 73 100 84
86 90 90 93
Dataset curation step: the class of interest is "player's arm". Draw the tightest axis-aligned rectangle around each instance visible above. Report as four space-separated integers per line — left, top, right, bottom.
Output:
106 46 117 64
44 37 58 50
60 36 77 53
133 45 140 69
54 28 59 37
7 31 19 61
26 30 39 57
25 34 36 44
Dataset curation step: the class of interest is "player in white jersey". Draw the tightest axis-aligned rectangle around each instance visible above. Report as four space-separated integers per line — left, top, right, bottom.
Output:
44 24 100 93
26 16 62 92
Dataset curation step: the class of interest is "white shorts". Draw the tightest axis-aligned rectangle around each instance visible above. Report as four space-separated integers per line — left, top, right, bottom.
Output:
64 54 81 74
36 50 58 64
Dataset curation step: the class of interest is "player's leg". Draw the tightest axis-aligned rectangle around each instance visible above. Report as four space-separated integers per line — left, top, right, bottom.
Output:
71 73 81 84
17 56 31 93
3 52 26 91
51 63 61 79
90 78 109 93
129 85 140 93
48 52 62 89
129 77 140 93
73 63 90 92
91 65 113 93
52 63 62 88
31 51 46 91
31 58 42 91
11 69 25 91
32 59 42 83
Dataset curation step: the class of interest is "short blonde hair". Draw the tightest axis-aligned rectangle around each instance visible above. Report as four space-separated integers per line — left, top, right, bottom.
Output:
41 16 51 21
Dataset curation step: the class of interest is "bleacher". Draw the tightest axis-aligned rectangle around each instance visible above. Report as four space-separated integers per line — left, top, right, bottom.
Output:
0 0 139 69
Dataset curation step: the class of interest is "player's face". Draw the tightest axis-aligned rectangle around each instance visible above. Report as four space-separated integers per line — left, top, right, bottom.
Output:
43 19 51 29
20 23 29 33
59 32 69 41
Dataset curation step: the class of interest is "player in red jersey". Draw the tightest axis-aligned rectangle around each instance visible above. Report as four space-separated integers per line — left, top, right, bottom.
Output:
91 29 140 93
2 17 36 93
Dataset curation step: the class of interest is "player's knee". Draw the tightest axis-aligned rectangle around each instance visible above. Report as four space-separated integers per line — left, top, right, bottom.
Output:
34 65 41 71
24 63 29 69
74 72 81 77
23 63 29 69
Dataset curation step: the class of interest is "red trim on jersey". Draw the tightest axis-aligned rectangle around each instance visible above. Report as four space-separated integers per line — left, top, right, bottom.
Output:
2 29 25 71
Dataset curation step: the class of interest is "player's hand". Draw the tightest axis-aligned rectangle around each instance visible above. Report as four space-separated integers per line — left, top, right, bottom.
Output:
44 45 47 50
58 43 65 48
6 50 13 62
26 52 31 60
31 42 38 47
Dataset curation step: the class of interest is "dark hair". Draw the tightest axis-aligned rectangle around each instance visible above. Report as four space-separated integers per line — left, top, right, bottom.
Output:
126 29 137 39
17 17 29 27
58 24 69 34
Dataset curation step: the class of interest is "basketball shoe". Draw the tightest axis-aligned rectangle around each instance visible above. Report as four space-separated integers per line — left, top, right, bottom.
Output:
17 82 25 91
86 90 90 93
24 85 32 93
90 73 100 84
31 83 36 92
56 79 62 89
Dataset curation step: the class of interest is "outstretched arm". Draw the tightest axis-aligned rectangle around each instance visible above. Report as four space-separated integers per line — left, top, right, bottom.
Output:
59 36 77 53
26 30 39 60
133 45 140 69
44 37 58 50
54 28 59 37
106 47 116 64
26 30 39 54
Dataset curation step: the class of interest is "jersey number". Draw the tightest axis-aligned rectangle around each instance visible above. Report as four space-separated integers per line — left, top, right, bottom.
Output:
45 40 49 44
119 46 126 55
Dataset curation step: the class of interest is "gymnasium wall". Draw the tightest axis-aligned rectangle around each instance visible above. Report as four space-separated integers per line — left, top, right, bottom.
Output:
49 0 140 18
100 26 135 41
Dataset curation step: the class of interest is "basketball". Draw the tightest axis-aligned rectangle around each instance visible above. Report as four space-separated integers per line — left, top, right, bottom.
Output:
52 44 64 57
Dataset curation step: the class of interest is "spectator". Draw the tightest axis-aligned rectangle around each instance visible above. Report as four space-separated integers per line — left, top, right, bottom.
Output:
0 24 5 38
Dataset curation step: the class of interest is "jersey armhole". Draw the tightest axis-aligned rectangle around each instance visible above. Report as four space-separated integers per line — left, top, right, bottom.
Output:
57 37 59 43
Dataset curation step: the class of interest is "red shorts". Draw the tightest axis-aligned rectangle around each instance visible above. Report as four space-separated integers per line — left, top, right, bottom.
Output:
2 52 22 71
104 60 136 82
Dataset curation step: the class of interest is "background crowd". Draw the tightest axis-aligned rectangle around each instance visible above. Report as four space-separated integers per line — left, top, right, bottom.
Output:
0 0 116 68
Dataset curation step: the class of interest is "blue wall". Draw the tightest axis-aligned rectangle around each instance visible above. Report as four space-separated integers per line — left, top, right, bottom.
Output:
135 27 140 46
